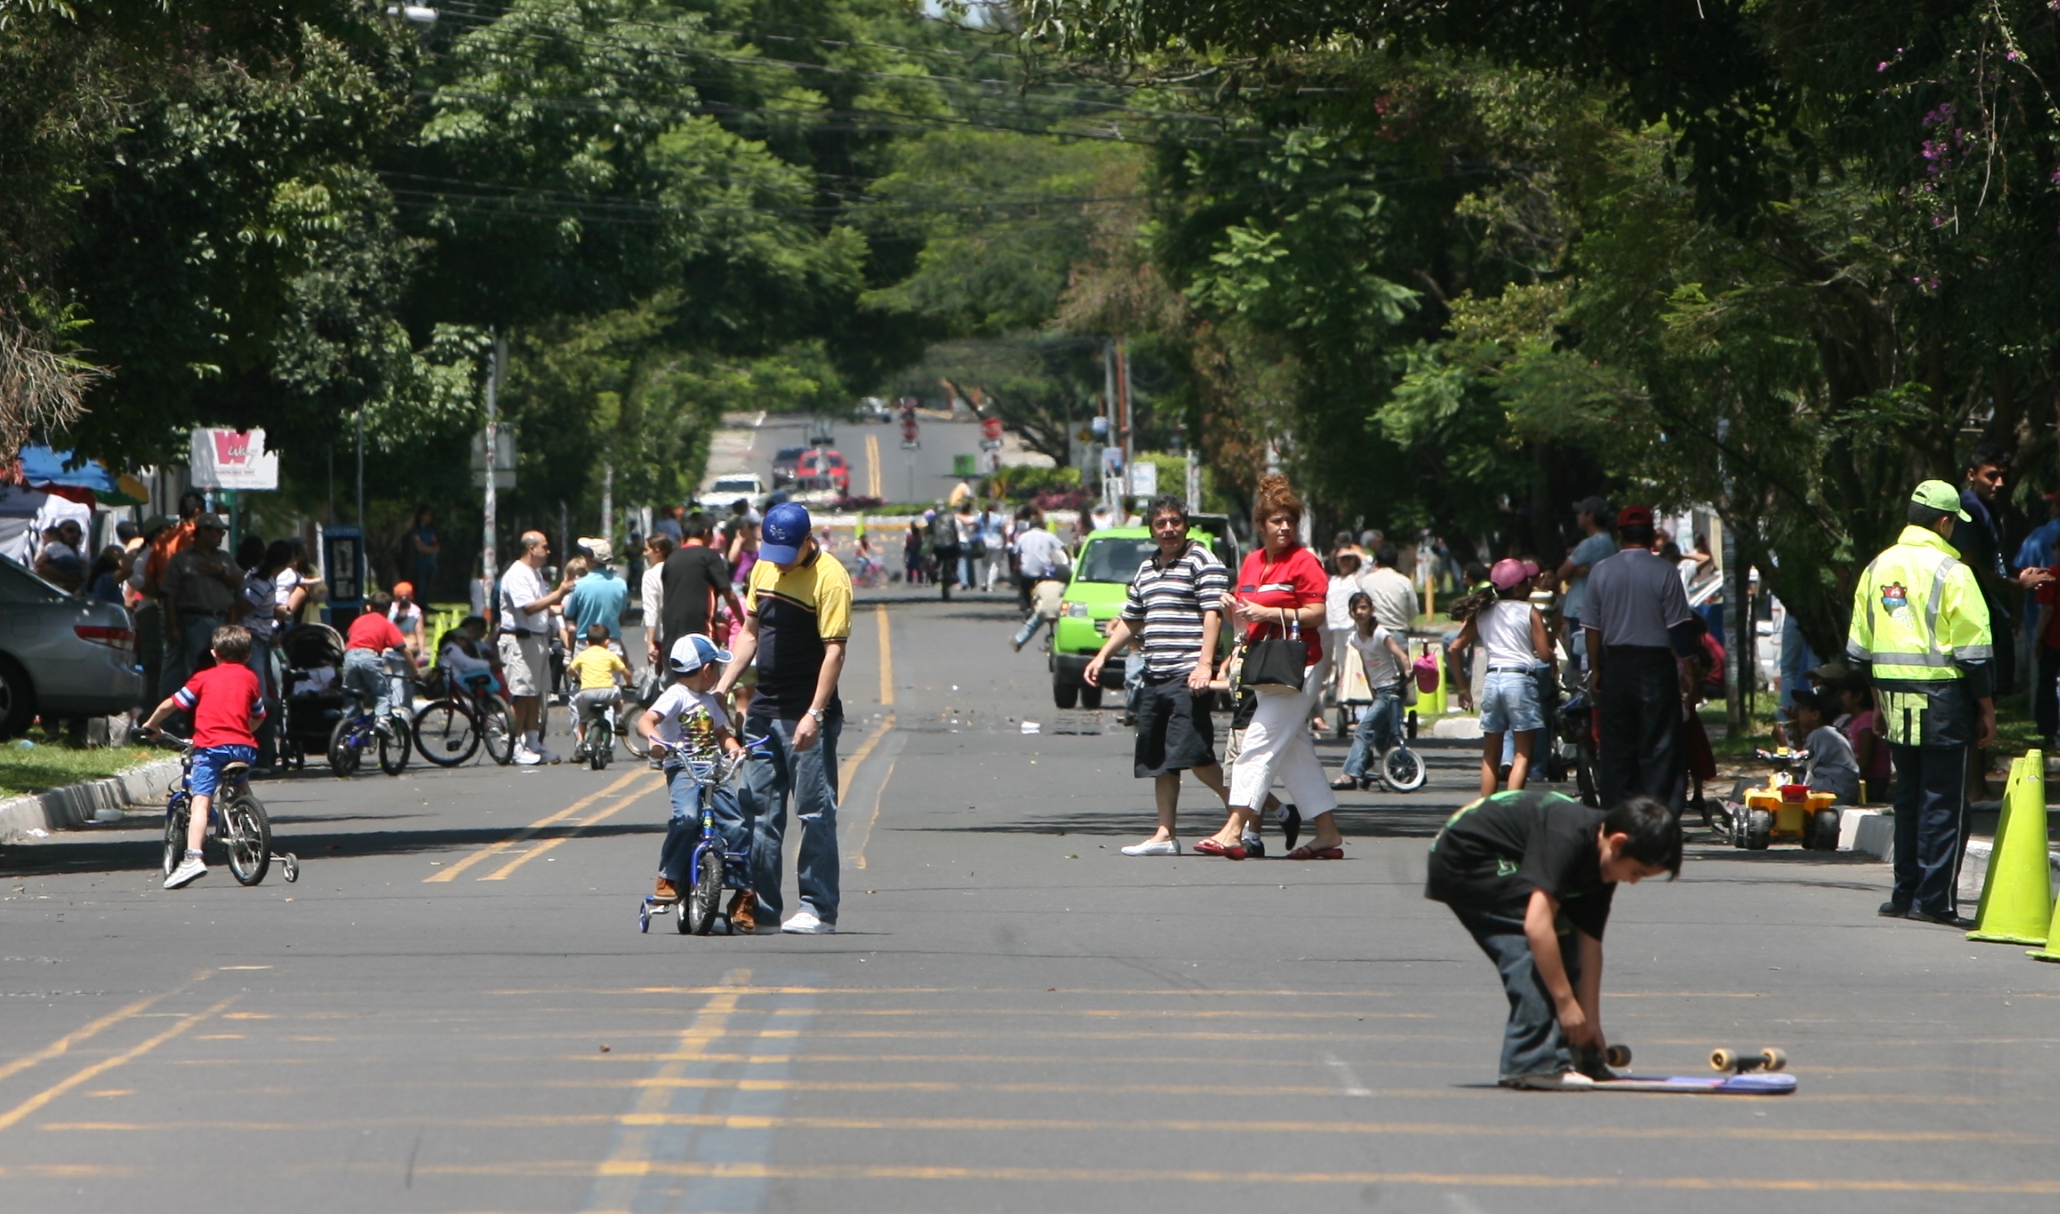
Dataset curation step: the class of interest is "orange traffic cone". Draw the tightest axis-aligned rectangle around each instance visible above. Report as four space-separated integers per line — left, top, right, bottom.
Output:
1969 752 2052 946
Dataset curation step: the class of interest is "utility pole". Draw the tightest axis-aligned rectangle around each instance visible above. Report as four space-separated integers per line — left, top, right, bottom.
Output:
354 407 365 533
601 461 613 545
483 329 503 622
1116 337 1132 514
1719 415 1745 732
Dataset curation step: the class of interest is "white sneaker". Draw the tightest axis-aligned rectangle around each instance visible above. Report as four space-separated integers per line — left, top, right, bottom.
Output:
1506 1070 1596 1090
513 745 543 766
165 854 207 889
1121 838 1180 856
780 909 835 934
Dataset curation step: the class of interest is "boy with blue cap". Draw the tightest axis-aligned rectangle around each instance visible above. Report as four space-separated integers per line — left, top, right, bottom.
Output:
637 633 748 923
713 501 853 934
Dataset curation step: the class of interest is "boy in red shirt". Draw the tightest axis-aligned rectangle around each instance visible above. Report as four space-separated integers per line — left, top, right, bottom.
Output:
344 591 417 731
141 624 265 889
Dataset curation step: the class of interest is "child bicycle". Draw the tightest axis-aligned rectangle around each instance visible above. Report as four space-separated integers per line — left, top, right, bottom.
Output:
328 681 411 777
412 669 517 767
640 740 762 936
157 737 298 885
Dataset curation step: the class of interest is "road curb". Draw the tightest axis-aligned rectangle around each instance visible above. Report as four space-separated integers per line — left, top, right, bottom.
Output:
0 757 183 843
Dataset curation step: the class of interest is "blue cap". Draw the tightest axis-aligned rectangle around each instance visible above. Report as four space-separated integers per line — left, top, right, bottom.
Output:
760 501 811 564
667 633 733 674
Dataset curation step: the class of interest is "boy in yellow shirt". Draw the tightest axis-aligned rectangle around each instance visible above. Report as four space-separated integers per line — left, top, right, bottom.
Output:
567 623 631 760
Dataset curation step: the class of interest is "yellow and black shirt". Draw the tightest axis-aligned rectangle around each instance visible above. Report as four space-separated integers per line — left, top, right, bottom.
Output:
745 548 853 721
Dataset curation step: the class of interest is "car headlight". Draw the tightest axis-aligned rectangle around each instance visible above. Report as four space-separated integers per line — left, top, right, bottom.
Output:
1063 602 1089 618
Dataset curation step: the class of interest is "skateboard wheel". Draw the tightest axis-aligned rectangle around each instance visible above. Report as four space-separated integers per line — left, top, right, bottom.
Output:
1605 1044 1632 1069
1759 1048 1787 1072
1710 1048 1739 1072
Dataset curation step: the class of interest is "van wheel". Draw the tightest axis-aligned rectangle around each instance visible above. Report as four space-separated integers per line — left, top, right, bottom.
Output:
0 656 35 740
1079 685 1102 710
1052 679 1079 710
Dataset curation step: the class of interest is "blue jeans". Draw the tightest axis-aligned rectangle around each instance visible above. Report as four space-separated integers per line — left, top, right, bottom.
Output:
659 764 747 887
1341 688 1402 780
1455 907 1582 1081
1013 611 1052 649
741 712 843 925
341 648 390 718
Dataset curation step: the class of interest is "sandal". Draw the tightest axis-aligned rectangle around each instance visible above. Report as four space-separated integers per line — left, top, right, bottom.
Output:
1193 837 1247 861
1286 844 1345 861
1278 802 1302 852
1329 776 1356 791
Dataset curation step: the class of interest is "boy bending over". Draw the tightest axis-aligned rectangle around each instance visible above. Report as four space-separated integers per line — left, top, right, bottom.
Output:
1426 790 1680 1088
141 624 266 890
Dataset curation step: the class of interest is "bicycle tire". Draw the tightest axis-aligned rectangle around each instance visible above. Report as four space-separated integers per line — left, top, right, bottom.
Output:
327 715 362 777
619 706 649 758
479 698 516 766
412 700 480 767
223 793 271 886
687 846 724 935
1379 745 1427 793
163 796 190 877
377 715 411 776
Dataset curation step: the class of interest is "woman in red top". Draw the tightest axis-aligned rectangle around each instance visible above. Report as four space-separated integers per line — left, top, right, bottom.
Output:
1199 475 1345 860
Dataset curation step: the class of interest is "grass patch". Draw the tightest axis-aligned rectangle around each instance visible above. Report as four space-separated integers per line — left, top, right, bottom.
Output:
0 743 161 799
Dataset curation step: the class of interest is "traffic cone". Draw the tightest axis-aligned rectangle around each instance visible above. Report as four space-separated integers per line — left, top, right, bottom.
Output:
1968 751 2052 946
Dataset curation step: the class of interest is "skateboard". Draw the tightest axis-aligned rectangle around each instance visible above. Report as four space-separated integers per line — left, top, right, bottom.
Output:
1575 1045 1797 1095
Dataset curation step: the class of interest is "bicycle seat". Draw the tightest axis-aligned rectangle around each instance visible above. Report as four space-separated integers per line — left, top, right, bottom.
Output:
218 761 252 782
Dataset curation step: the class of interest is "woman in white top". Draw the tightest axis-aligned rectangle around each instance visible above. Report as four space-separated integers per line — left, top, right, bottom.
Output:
1449 558 1556 798
641 533 673 672
1324 549 1365 704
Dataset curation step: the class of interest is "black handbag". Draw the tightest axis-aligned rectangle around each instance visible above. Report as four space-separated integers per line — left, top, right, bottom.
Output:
1238 618 1306 692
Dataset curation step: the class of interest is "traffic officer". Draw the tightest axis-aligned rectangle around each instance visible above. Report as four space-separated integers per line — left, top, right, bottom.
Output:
1845 480 1994 926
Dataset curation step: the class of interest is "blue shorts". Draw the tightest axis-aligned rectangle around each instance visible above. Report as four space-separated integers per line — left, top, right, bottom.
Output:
1478 670 1544 734
190 744 258 797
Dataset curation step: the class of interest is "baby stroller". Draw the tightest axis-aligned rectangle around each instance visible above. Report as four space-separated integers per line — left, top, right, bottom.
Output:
275 623 349 770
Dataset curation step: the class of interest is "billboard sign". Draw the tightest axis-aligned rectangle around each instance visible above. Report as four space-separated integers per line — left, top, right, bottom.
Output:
189 428 280 490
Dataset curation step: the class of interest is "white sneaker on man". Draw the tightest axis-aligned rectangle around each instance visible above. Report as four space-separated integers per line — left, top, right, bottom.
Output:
780 909 835 934
165 854 207 889
1506 1071 1596 1090
513 744 543 766
1121 838 1180 856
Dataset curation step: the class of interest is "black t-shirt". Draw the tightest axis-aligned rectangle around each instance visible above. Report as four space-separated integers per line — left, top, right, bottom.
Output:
659 545 730 647
1424 789 1616 939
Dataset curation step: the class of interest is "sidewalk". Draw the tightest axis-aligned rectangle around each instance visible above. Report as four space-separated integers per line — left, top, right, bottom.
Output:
0 754 182 842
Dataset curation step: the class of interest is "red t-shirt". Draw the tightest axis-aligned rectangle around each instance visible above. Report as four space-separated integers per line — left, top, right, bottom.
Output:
173 663 264 748
1235 546 1328 665
2037 571 2060 649
346 611 407 653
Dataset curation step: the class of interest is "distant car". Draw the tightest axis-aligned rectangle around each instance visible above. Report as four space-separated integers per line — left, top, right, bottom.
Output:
0 554 147 737
769 446 808 488
798 449 850 494
704 472 766 508
852 397 892 423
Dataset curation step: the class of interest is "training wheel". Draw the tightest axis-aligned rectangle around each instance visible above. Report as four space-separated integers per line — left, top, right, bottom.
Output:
1605 1044 1632 1069
638 898 654 933
1759 1047 1787 1072
1710 1048 1739 1072
280 855 299 883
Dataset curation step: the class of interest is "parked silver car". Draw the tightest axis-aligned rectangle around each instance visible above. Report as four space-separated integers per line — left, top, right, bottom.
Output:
0 554 147 736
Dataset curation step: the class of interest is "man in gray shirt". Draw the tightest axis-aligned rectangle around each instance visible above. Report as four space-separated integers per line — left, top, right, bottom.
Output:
1582 504 1698 816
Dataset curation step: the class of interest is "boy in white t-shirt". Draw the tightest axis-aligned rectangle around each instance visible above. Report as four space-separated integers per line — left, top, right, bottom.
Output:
636 634 750 925
1336 591 1414 789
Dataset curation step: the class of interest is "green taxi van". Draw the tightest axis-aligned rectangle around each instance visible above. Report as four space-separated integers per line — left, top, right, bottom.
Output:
1047 523 1237 709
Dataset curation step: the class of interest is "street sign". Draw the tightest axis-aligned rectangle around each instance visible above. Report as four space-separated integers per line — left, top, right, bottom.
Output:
900 440 920 451
470 428 516 489
901 417 920 444
980 416 1003 442
979 438 1002 451
1129 461 1158 496
189 428 280 490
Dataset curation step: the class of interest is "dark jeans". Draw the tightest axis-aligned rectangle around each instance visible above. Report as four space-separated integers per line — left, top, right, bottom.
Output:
1453 905 1582 1081
1596 645 1685 816
1888 743 1972 916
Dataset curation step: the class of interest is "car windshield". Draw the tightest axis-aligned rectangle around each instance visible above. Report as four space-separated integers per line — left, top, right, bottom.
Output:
1076 537 1159 584
712 477 757 493
774 447 806 463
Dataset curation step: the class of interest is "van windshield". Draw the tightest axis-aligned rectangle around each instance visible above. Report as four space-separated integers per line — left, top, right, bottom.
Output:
1076 537 1158 584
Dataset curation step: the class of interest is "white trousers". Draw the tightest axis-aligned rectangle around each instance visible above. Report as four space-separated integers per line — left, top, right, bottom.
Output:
1228 666 1339 817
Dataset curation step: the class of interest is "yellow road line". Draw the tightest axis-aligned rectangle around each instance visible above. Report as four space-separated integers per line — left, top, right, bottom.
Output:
864 432 882 497
584 971 750 1212
851 756 895 871
426 768 648 882
478 772 665 881
39 1113 2046 1146
874 602 892 705
415 1161 2060 1195
0 995 238 1134
836 712 896 793
0 971 206 1086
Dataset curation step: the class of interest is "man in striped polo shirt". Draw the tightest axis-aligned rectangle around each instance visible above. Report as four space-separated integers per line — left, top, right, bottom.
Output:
1085 495 1233 856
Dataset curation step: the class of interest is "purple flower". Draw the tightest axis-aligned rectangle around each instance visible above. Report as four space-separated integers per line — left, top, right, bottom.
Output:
1878 61 1890 72
2008 50 2024 63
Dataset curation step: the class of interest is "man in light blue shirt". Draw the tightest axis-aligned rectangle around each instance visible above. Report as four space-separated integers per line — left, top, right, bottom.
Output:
1555 496 1617 665
567 537 630 641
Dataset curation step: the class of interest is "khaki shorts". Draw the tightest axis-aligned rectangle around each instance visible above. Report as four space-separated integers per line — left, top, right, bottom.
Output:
1032 579 1066 619
498 632 548 698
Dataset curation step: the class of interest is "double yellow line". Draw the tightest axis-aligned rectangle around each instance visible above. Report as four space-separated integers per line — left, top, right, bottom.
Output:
424 768 662 883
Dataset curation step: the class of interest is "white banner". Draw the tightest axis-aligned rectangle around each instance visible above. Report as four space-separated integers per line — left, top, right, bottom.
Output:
189 428 280 490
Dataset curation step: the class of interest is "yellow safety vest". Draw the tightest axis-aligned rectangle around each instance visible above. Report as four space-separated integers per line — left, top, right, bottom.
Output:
1844 525 1992 682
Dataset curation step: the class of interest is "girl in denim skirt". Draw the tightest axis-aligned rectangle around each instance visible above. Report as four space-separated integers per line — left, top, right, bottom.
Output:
1450 559 1557 799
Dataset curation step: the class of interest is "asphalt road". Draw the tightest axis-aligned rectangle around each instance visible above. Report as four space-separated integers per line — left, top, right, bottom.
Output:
5 586 2060 1213
738 413 989 507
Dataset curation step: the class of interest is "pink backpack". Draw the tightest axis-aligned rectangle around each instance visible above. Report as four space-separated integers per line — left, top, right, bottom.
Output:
1413 652 1441 694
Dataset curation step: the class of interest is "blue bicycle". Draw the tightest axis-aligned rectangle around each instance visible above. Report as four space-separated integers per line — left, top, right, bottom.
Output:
328 662 412 778
640 742 761 936
158 737 297 886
